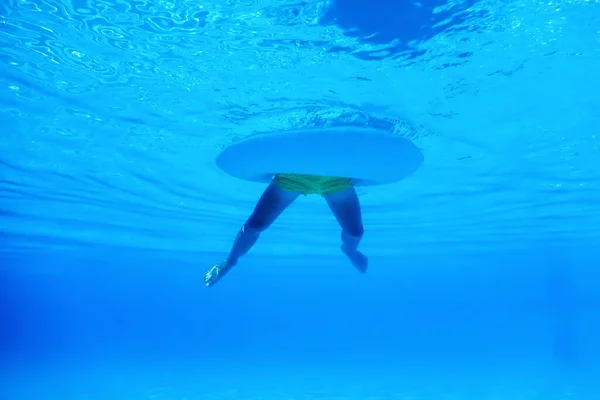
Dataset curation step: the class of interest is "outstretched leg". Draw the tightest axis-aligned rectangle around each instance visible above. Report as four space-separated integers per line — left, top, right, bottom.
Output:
324 187 368 272
205 182 299 286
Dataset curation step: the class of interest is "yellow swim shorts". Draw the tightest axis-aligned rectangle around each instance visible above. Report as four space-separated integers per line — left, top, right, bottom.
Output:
273 173 354 196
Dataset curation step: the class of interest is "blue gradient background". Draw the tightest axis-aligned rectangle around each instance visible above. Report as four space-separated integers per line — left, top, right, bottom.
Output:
2 0 600 398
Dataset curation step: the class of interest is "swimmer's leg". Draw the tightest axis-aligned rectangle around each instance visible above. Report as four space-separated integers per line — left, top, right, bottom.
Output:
324 187 368 273
205 182 299 286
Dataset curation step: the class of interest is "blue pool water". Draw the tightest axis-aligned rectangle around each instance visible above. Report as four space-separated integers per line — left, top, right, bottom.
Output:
1 0 600 398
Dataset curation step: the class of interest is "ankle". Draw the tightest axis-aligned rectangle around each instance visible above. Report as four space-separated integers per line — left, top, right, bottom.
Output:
341 243 357 253
224 258 237 268
342 232 361 249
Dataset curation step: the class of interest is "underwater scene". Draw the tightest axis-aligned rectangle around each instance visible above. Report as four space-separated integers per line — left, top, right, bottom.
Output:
1 0 600 399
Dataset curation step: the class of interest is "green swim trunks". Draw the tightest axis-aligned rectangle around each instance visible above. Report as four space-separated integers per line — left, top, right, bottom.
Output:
273 173 354 196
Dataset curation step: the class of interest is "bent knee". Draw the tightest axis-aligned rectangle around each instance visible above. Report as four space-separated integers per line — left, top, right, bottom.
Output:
245 213 271 232
355 225 365 238
346 224 364 239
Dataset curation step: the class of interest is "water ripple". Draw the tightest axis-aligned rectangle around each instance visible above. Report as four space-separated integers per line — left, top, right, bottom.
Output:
2 0 599 256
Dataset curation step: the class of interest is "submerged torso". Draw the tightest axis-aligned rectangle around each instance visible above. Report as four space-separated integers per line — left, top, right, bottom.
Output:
273 173 354 196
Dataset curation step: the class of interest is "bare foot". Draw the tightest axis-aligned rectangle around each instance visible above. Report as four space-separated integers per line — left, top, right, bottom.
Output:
204 260 235 287
341 244 368 273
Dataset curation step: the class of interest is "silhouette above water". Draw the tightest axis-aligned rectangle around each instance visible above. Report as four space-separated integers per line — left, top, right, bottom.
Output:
321 0 482 60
